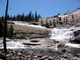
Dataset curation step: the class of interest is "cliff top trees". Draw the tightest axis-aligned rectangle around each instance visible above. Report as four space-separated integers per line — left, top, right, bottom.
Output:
35 11 41 22
0 11 42 22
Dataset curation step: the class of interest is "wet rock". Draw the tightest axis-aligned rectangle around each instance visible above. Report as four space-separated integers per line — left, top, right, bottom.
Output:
0 53 6 59
40 55 48 59
73 34 80 44
73 30 80 36
48 56 53 60
72 57 80 60
17 52 22 56
36 54 43 58
60 58 67 60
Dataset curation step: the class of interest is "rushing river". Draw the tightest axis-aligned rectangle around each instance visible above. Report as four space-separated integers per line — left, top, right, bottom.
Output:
1 21 80 49
50 28 75 42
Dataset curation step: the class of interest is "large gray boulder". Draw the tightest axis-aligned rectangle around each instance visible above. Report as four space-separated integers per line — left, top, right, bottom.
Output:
73 34 80 44
73 30 80 36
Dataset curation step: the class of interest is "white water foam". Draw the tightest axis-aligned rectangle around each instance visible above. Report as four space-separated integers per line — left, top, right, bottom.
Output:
13 21 46 28
50 27 80 48
50 28 75 42
1 41 25 49
65 43 80 48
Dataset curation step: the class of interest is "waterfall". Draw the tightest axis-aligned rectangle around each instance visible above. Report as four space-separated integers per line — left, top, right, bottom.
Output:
50 28 75 42
50 27 80 48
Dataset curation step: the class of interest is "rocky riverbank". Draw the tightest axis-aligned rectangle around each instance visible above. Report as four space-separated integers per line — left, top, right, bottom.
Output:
0 38 80 60
0 47 80 60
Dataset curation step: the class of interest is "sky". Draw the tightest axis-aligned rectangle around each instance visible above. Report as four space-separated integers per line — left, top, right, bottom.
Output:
0 0 80 17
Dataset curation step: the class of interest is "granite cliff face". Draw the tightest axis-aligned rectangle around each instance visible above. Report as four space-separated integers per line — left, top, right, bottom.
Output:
39 8 80 28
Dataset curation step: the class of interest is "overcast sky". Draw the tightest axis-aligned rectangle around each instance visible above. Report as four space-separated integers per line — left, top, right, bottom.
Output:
0 0 80 17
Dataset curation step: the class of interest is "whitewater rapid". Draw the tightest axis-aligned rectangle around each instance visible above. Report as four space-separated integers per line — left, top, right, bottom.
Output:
50 27 80 48
50 28 75 42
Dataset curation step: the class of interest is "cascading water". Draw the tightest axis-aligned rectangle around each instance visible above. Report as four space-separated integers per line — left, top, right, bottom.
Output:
50 28 75 42
7 41 25 49
1 41 25 49
50 27 80 48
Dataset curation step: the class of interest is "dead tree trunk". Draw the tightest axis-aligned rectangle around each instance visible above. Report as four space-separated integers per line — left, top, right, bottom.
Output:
3 0 9 58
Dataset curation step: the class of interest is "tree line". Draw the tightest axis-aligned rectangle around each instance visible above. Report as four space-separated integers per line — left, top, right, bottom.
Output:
0 11 41 22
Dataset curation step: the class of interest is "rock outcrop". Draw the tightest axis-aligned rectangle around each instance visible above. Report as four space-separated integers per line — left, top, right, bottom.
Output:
73 34 80 44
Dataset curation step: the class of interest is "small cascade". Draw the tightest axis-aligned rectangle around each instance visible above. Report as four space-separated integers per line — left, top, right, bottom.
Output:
50 27 80 48
2 41 25 49
13 21 46 28
50 28 75 42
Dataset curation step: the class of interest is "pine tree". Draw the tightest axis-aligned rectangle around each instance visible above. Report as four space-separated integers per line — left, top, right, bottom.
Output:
38 14 41 19
21 13 25 21
35 11 38 22
16 14 20 21
32 14 35 22
28 11 32 22
12 16 16 21
8 24 14 39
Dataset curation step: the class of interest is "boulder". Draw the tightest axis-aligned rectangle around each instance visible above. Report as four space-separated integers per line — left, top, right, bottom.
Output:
0 52 6 59
73 30 80 36
73 34 80 44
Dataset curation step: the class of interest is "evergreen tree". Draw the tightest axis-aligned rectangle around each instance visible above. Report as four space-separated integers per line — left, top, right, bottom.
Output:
38 14 41 19
7 14 10 20
31 14 35 22
21 13 24 21
1 16 5 22
25 15 29 22
28 11 32 22
58 13 60 15
35 11 38 22
12 16 16 21
8 24 14 39
16 14 20 21
0 11 41 22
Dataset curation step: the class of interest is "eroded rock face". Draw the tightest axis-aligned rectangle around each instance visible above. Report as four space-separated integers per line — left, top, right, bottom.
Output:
15 30 50 39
